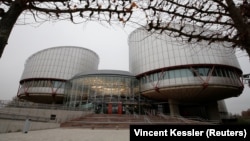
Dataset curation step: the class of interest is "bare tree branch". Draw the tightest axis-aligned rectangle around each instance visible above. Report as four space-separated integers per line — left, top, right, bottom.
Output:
2 0 250 59
0 0 138 58
138 0 250 58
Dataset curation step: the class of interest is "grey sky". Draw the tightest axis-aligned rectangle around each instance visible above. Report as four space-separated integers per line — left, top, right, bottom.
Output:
0 20 249 115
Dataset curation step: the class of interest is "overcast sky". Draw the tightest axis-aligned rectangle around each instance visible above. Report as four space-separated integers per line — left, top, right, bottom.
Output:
0 20 249 115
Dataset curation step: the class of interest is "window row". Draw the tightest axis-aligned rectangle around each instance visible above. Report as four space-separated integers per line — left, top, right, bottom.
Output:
140 66 240 84
21 80 65 88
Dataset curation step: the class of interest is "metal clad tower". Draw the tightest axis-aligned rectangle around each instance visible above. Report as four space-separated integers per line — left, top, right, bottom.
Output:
17 46 99 104
128 28 243 102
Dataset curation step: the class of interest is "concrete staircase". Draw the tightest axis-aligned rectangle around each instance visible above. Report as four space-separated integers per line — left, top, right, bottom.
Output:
60 113 213 129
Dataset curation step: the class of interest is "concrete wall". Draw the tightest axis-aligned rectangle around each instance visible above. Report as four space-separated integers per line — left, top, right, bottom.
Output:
0 119 60 133
0 107 92 133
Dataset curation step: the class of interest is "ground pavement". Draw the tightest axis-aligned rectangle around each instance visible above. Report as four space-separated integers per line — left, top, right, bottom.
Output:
0 128 130 141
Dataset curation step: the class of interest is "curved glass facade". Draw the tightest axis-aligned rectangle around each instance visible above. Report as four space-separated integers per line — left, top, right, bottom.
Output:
17 46 99 104
64 70 140 114
140 65 242 86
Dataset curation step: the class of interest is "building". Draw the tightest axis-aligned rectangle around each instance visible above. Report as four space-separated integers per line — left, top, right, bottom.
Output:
17 27 244 120
17 46 99 104
63 70 140 114
128 28 243 119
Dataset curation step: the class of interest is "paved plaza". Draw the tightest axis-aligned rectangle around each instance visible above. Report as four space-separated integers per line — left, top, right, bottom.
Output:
0 128 130 141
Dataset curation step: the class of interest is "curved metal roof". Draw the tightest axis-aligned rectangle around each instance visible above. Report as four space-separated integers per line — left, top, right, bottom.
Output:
26 46 99 62
71 69 135 79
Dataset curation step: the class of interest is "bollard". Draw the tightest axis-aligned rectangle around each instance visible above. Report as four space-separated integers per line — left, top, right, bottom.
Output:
23 118 31 134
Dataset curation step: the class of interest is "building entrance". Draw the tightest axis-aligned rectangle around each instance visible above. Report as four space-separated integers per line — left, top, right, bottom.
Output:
95 102 123 114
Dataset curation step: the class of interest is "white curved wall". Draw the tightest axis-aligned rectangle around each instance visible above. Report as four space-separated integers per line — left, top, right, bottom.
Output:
18 46 99 104
21 46 99 80
129 28 241 75
128 28 243 101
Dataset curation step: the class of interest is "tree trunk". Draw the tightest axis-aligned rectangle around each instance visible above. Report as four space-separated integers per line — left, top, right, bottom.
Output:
0 0 25 58
225 0 250 58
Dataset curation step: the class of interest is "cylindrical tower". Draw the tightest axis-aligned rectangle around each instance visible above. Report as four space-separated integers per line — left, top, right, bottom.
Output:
129 28 243 102
17 46 99 104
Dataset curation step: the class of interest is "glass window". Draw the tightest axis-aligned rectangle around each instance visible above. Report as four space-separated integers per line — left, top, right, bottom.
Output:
215 68 223 77
179 69 187 77
224 69 230 78
164 70 169 79
212 68 217 76
169 70 175 79
197 68 205 76
228 70 235 79
149 74 154 82
186 69 194 77
154 73 158 81
141 76 146 84
220 68 225 77
158 71 165 80
175 69 181 78
204 67 210 76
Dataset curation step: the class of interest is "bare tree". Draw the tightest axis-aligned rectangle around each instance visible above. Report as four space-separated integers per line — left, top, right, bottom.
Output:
0 0 138 58
138 0 250 58
2 0 250 59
